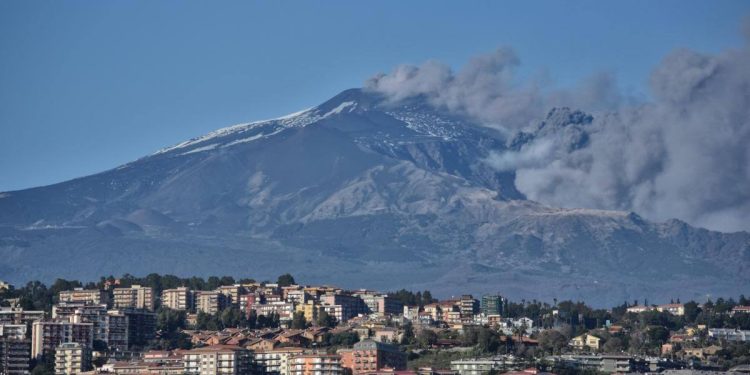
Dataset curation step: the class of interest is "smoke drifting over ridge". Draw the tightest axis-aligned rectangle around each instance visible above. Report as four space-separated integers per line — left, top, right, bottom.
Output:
366 21 750 233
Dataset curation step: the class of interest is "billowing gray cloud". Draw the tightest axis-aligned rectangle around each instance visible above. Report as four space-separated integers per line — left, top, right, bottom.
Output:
367 21 750 233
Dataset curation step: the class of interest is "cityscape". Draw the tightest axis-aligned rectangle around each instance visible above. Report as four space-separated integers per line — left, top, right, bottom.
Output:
0 274 748 374
2 1 750 374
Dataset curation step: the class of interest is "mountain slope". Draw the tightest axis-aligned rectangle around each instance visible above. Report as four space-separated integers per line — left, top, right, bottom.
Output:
0 89 747 305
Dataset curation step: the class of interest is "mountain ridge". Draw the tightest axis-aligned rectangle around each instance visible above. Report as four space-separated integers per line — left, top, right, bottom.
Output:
0 88 747 305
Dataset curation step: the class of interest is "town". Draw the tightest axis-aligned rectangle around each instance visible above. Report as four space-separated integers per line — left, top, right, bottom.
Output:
0 274 748 375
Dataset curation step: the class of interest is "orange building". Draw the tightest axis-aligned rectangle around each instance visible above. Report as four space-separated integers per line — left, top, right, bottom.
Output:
290 353 342 375
339 340 406 374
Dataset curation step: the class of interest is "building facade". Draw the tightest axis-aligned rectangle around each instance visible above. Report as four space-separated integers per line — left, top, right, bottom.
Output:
58 289 108 305
0 338 31 375
480 295 503 316
196 291 228 315
162 287 194 311
182 345 254 375
338 340 406 374
113 285 155 311
289 354 342 375
31 321 94 358
54 342 91 375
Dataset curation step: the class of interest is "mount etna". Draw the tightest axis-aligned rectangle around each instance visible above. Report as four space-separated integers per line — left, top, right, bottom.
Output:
1 88 747 305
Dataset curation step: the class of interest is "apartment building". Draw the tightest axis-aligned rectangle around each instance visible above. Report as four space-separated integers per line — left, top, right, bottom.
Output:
0 307 45 327
450 357 509 375
289 354 342 375
354 291 403 317
58 289 108 305
0 324 28 340
320 293 367 322
102 310 129 351
255 347 306 375
162 287 194 311
54 342 91 375
0 338 31 375
196 291 228 315
31 321 94 358
119 308 156 347
459 295 478 321
480 295 503 316
54 303 129 350
113 285 155 311
338 339 406 374
182 345 254 375
708 328 750 342
253 302 295 321
217 285 244 306
296 301 324 323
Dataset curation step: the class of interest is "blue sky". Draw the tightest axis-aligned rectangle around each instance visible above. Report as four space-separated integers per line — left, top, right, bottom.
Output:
1 0 749 191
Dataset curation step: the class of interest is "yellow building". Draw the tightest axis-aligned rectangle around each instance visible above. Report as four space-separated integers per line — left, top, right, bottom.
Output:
296 300 324 322
569 334 601 350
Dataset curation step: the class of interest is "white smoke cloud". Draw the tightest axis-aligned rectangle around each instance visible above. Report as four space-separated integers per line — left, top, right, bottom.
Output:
366 20 750 233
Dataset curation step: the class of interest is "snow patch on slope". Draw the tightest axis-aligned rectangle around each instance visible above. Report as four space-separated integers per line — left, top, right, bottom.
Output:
387 107 466 139
181 143 219 155
153 107 321 156
323 101 357 117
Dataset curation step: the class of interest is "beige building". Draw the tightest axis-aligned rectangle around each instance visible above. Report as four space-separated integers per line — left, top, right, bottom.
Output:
656 304 685 316
216 285 244 306
0 338 31 375
255 347 305 375
58 289 108 305
569 334 602 350
31 321 94 358
113 285 155 311
54 342 91 375
196 291 227 315
162 287 193 311
289 354 342 375
183 345 254 375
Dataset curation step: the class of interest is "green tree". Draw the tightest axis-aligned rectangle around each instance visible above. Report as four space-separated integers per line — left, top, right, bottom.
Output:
401 322 415 345
291 312 307 329
538 330 568 354
277 274 296 287
316 310 336 328
417 329 438 348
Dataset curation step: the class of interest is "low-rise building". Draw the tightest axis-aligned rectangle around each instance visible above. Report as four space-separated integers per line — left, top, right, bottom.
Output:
625 305 653 314
547 354 644 374
656 304 685 316
451 357 515 375
569 334 601 351
730 306 750 316
708 328 750 342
